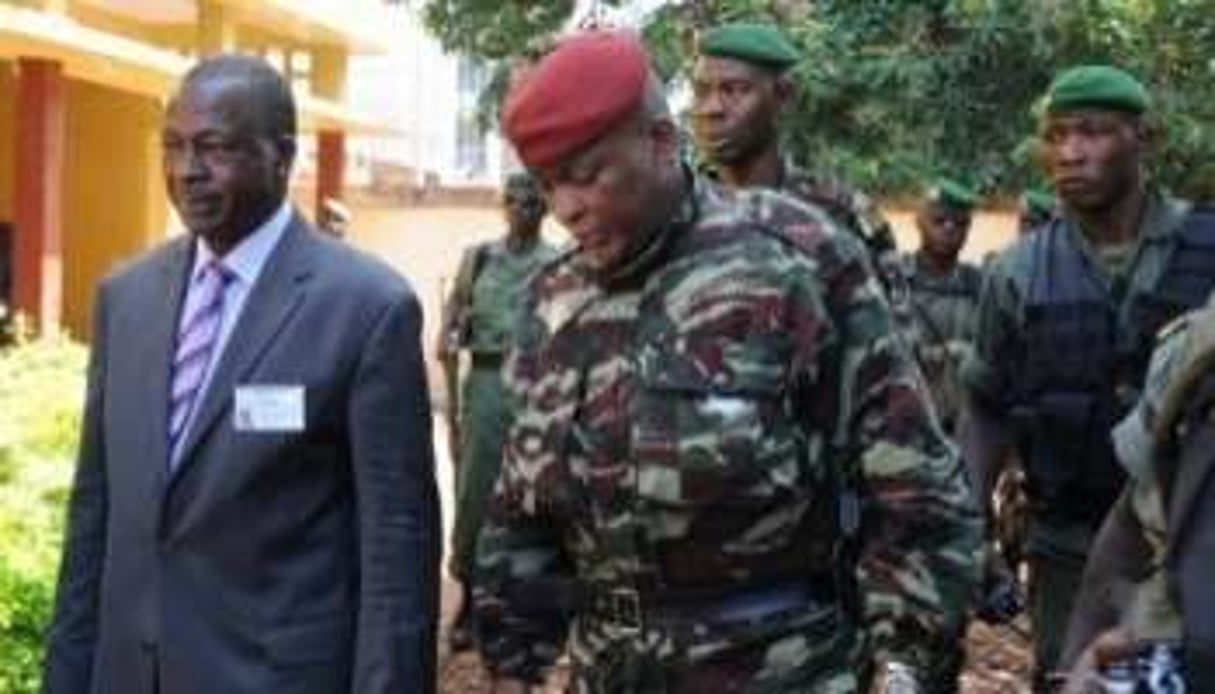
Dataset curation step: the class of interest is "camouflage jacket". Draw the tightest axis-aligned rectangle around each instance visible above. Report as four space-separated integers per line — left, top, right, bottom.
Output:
475 177 981 687
778 163 896 264
777 163 920 359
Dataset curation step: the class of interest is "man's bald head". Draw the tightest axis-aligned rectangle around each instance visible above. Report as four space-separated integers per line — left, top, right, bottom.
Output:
174 54 297 151
163 54 297 254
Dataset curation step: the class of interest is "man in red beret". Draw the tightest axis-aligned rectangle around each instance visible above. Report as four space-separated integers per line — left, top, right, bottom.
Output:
475 30 980 693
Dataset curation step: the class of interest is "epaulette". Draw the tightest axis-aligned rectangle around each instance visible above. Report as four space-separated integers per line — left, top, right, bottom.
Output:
1152 300 1215 450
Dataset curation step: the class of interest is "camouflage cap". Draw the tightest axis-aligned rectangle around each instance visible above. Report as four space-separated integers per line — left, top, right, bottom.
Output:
1041 65 1151 115
927 177 980 211
699 22 800 71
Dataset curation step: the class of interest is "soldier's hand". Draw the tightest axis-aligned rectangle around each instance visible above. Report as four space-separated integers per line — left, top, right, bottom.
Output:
1061 628 1136 694
874 661 923 694
489 677 532 694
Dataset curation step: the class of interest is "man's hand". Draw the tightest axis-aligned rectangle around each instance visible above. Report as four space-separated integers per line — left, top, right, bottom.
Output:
873 661 923 694
439 346 461 469
1061 628 1136 694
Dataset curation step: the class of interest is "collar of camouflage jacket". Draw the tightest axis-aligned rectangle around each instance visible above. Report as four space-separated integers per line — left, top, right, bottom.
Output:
590 168 703 289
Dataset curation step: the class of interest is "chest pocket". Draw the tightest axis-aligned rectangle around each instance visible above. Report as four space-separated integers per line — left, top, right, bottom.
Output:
630 335 811 513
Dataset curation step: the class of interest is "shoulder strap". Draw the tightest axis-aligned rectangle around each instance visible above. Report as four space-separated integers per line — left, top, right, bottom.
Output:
1152 299 1215 456
470 241 492 284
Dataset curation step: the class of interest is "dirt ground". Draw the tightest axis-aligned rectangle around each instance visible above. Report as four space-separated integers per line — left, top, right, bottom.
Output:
344 202 1032 692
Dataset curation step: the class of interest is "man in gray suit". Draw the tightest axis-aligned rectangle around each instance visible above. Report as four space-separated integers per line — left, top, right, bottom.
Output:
43 55 441 693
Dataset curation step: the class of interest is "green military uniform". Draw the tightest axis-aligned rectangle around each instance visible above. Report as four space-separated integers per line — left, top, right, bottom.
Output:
900 177 983 436
963 187 1195 685
443 237 559 582
900 255 982 432
899 179 984 692
1131 298 1215 686
901 254 982 691
1108 316 1189 646
475 176 982 692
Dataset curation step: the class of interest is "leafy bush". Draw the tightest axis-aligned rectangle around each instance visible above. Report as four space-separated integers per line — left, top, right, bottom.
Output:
425 0 1215 199
0 329 86 693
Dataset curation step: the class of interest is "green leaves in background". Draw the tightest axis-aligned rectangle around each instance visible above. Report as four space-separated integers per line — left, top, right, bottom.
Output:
421 0 1215 199
0 331 85 693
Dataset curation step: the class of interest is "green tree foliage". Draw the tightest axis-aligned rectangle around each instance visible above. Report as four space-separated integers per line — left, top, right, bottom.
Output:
0 330 86 693
423 0 1215 199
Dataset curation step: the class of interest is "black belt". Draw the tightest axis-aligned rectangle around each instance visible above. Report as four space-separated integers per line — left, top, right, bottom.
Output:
470 352 505 369
584 576 835 633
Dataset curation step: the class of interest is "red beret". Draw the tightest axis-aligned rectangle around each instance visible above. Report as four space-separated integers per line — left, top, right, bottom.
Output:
502 31 650 170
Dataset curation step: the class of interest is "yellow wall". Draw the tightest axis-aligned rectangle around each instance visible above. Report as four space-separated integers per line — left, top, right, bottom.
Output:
61 79 166 339
0 61 14 220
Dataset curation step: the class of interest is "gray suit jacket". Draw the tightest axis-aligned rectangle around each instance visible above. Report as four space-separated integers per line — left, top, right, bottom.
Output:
43 214 441 693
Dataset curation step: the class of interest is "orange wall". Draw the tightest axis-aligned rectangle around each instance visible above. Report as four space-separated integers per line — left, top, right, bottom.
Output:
61 79 166 339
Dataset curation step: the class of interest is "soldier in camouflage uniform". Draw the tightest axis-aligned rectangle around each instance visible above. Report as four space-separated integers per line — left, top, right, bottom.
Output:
476 30 980 693
961 65 1215 691
898 178 984 692
1060 293 1215 692
437 172 560 651
900 178 983 436
689 22 900 289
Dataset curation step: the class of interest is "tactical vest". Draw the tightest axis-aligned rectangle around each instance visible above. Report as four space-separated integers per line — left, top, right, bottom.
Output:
1010 208 1215 525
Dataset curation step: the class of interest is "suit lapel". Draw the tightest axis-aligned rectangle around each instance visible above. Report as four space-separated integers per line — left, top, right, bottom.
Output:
138 238 194 494
168 217 315 486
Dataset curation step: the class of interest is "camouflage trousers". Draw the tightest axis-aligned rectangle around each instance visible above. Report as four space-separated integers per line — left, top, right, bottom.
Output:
448 365 509 581
565 603 866 693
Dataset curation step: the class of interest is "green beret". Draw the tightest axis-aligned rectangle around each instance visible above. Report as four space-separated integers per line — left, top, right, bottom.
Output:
927 177 979 211
1042 65 1150 115
1022 189 1055 217
699 22 799 70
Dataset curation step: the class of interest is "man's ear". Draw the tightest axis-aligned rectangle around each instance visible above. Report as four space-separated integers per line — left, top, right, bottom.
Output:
773 74 795 115
275 135 297 176
1132 115 1154 150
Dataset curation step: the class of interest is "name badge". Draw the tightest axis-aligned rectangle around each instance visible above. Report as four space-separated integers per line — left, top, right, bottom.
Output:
234 385 305 432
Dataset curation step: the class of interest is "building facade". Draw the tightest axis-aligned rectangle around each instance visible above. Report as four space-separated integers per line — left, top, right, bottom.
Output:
0 0 396 337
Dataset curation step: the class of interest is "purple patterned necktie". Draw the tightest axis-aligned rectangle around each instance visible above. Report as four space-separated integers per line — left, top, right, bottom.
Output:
168 261 234 463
